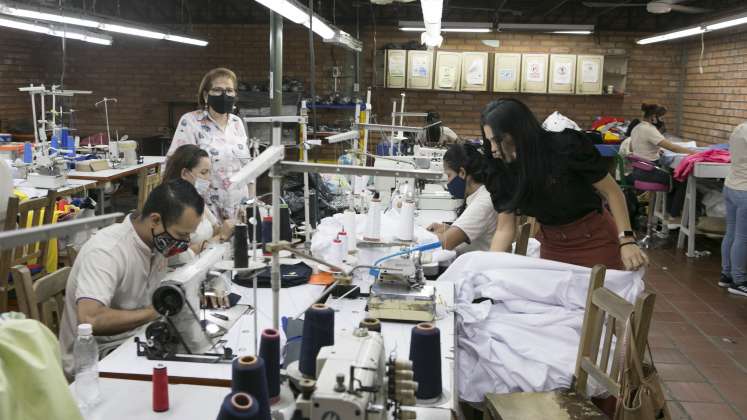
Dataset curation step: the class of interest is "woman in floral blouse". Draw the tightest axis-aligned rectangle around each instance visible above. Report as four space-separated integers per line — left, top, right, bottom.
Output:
166 67 252 220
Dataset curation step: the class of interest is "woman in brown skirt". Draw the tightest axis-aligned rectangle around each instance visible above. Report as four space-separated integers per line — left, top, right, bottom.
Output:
483 99 647 271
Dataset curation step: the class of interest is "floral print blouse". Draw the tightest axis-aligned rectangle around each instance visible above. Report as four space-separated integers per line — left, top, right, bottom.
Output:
167 110 251 220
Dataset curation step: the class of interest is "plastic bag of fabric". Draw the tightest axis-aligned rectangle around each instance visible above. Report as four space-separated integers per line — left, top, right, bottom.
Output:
542 111 581 132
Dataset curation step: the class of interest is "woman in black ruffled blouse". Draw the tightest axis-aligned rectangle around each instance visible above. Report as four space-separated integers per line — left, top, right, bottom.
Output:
482 99 647 271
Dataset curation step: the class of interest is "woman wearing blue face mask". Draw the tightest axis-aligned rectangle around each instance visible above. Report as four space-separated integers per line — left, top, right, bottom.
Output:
426 143 502 254
163 144 234 257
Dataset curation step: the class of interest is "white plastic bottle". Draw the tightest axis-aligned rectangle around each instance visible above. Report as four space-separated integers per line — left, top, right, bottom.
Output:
73 323 101 409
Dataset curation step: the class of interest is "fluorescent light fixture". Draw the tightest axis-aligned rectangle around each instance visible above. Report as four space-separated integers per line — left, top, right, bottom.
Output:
254 0 307 24
399 21 492 33
323 29 363 52
552 30 592 35
164 34 208 47
0 15 112 45
303 15 335 39
1 4 99 27
498 23 595 33
99 23 163 39
0 1 207 46
706 13 747 31
636 26 704 45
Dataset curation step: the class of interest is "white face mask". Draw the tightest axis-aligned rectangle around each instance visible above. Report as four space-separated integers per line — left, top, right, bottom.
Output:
194 178 211 196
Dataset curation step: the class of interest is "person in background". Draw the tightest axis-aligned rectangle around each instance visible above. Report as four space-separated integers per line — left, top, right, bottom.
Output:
427 143 502 254
720 122 747 296
482 99 647 271
58 180 203 379
628 103 695 161
167 67 252 221
162 144 234 255
416 111 460 146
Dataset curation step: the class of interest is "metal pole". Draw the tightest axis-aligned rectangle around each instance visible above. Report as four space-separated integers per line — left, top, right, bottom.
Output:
29 90 39 143
390 101 396 156
362 88 371 161
103 99 111 143
301 101 311 243
270 11 283 331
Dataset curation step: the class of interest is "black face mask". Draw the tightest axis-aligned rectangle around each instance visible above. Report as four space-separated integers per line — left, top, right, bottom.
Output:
207 93 235 114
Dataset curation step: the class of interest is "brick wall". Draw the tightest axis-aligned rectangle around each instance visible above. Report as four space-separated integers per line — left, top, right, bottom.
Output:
0 31 48 132
2 24 738 147
680 27 747 145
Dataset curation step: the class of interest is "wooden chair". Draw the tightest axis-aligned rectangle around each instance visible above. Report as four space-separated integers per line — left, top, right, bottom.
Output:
11 265 70 335
137 170 162 210
484 265 656 420
514 223 532 256
0 194 56 312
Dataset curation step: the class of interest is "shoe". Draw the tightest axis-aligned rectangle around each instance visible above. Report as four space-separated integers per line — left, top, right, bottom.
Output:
727 284 747 297
719 274 734 288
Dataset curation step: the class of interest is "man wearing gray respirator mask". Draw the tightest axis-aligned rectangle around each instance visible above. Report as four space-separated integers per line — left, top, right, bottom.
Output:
167 67 253 223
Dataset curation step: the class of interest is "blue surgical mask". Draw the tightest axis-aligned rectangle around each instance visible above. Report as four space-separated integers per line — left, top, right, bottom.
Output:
446 175 466 199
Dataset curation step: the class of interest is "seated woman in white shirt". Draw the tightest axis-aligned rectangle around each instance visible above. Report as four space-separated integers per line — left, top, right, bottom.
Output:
427 143 498 254
162 144 234 256
628 103 695 162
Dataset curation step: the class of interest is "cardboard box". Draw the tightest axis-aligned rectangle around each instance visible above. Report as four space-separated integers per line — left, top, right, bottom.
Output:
75 159 110 172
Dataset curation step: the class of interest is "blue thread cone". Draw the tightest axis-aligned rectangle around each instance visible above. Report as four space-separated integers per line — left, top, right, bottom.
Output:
259 329 281 401
217 392 260 420
231 356 271 420
299 303 335 378
409 322 442 400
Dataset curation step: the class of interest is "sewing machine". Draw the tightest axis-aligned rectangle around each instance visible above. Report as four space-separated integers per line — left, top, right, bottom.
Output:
27 153 67 189
293 328 418 420
135 245 248 363
367 249 437 323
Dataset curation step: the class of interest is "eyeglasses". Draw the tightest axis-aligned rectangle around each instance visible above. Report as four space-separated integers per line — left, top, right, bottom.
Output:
208 87 237 96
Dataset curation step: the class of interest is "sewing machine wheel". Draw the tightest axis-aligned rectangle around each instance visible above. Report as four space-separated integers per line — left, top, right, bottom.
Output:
152 281 185 316
145 321 179 358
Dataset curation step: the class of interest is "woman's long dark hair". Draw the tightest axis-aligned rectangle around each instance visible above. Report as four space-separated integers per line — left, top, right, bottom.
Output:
480 99 550 213
443 143 488 184
163 144 209 183
425 111 443 143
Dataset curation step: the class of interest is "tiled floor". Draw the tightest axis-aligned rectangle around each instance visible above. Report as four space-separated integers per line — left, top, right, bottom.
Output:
645 237 747 420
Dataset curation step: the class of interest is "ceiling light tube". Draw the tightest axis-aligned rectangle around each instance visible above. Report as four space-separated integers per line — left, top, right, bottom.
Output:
636 26 704 45
1 4 100 27
706 13 747 31
164 34 208 46
99 23 164 39
254 0 307 24
498 23 594 32
303 15 335 39
552 30 592 35
0 15 112 45
0 15 49 34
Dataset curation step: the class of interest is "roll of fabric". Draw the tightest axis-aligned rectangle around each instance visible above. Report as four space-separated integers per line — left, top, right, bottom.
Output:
234 224 249 269
409 322 442 400
259 329 281 402
217 392 260 420
231 356 271 420
299 304 335 378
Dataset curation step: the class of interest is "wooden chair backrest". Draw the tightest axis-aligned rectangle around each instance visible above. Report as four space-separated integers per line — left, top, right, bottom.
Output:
12 265 70 335
573 265 656 399
137 171 162 210
0 194 56 312
514 222 531 256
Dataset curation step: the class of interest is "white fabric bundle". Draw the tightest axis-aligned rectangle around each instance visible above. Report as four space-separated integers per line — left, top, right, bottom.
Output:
439 251 645 402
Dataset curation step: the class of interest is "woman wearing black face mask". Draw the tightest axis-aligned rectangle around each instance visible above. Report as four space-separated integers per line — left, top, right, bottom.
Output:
166 67 252 221
482 99 648 271
627 103 694 163
426 143 503 254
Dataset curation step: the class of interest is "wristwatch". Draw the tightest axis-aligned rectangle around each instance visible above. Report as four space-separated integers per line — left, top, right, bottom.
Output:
618 230 636 240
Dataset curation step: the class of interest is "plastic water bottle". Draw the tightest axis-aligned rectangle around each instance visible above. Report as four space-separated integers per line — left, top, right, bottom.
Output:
73 323 101 409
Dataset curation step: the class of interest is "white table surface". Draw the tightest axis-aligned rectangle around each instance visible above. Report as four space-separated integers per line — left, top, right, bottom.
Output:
98 283 325 383
73 378 230 420
330 280 457 414
67 156 165 180
13 178 98 198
